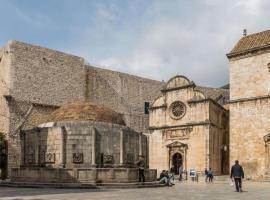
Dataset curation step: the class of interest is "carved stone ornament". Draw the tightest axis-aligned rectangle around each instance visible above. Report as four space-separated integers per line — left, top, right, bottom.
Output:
73 153 84 164
166 128 192 140
45 153 55 163
104 154 114 163
169 101 186 119
167 141 188 150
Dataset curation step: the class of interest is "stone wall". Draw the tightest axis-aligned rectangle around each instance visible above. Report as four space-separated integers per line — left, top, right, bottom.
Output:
209 101 229 174
0 40 164 176
229 51 270 100
230 98 270 179
8 40 87 106
149 126 209 175
21 121 148 170
22 127 63 167
7 99 58 173
11 168 157 183
0 43 12 135
228 46 270 179
5 40 163 133
87 66 164 132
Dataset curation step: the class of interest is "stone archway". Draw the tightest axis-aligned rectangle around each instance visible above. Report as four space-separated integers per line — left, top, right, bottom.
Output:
167 141 188 173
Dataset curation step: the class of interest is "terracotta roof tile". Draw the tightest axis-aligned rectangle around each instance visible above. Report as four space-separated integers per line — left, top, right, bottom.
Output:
49 101 126 125
195 86 229 105
228 29 270 57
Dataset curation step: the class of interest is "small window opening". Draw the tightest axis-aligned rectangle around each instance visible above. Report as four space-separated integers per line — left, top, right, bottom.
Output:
144 102 150 114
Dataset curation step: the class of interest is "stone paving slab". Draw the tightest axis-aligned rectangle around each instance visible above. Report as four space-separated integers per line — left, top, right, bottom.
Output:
0 181 270 200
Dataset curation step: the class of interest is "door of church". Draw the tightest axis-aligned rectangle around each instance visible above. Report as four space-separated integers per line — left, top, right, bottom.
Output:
172 153 182 175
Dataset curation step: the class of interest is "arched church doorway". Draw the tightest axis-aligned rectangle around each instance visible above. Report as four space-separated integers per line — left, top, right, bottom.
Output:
172 153 182 174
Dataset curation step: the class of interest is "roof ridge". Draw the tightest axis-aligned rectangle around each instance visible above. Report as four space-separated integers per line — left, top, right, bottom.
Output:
245 29 270 38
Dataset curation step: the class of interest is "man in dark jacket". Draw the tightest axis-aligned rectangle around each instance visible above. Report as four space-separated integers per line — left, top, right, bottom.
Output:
230 160 244 192
137 155 145 183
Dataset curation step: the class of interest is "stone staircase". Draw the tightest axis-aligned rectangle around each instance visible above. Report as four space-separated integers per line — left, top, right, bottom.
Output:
0 180 166 189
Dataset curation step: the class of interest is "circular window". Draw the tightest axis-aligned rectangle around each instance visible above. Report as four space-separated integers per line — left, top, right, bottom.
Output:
170 101 186 119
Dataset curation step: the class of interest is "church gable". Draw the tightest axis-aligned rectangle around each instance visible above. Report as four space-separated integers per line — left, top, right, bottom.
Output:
164 75 193 91
149 75 211 128
149 74 229 129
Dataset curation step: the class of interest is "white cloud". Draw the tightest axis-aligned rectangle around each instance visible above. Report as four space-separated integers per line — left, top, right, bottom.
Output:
72 0 270 87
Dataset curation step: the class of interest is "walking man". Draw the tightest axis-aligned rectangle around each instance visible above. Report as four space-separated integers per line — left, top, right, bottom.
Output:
137 155 145 183
230 160 244 192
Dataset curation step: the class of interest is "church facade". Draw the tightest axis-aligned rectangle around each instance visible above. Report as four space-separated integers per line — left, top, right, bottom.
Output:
148 75 229 175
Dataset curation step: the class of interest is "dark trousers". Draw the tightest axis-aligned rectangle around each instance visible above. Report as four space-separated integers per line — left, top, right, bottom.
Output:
234 178 242 191
139 169 145 182
179 173 182 181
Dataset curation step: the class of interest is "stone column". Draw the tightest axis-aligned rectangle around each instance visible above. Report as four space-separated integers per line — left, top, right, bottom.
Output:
184 148 187 171
19 131 25 166
59 127 66 168
35 131 39 166
205 126 210 169
119 130 124 166
139 132 142 156
91 127 96 166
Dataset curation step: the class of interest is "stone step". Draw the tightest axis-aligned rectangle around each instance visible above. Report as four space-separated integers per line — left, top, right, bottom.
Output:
213 175 230 182
0 181 166 189
96 182 166 189
0 181 97 189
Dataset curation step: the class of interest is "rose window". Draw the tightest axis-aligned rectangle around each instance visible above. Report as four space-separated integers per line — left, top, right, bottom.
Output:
170 101 186 119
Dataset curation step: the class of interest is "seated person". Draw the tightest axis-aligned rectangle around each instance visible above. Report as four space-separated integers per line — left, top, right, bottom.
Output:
158 170 168 184
166 170 175 186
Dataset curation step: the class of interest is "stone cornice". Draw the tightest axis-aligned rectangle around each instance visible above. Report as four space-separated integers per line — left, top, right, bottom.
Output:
229 95 270 104
149 104 167 110
161 83 195 93
188 98 228 112
149 121 212 130
226 45 270 60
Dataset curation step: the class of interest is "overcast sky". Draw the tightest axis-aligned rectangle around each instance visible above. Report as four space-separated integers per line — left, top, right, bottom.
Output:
0 0 270 87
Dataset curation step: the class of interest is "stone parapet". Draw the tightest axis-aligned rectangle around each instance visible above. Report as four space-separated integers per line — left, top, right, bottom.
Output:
11 167 157 183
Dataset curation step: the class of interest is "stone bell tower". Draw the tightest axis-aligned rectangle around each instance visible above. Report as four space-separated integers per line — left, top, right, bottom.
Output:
227 29 270 180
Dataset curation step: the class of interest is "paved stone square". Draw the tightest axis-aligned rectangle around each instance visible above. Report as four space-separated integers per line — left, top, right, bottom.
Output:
0 181 270 200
